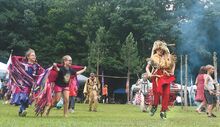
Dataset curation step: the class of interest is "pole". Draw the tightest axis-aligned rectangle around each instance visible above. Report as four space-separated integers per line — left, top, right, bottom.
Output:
184 55 188 107
189 77 192 106
213 52 219 110
126 70 130 103
180 55 183 109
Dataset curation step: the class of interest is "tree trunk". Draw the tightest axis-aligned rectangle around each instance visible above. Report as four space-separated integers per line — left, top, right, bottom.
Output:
96 61 99 77
126 70 130 103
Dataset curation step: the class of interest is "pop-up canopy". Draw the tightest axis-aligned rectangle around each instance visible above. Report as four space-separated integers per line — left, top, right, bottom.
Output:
77 74 88 84
0 62 7 78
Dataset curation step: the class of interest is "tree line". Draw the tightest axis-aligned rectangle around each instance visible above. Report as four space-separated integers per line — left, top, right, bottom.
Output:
1 0 219 80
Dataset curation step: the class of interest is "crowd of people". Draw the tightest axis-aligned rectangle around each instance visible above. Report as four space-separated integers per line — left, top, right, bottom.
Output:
195 65 219 117
0 40 219 120
130 40 219 119
0 79 10 104
1 48 109 117
2 49 89 117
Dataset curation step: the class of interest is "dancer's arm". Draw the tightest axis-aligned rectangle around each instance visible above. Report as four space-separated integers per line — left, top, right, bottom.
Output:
83 79 89 95
53 63 60 71
146 63 152 78
170 63 176 75
76 66 87 75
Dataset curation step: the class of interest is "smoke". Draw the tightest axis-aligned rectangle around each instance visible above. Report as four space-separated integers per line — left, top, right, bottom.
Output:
174 0 220 83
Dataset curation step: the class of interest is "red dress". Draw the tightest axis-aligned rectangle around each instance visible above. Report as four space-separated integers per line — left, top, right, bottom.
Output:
69 77 78 96
151 69 175 112
195 74 205 102
152 69 175 95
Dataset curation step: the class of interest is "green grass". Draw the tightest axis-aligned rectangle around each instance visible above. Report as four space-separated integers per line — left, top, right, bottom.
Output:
0 102 220 127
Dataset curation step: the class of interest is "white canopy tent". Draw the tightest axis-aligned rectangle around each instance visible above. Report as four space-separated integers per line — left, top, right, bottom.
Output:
0 62 7 79
77 74 88 84
0 62 7 71
175 83 197 90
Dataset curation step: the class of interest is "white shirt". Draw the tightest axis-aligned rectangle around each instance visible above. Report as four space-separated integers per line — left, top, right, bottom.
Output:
176 96 182 103
139 79 152 95
0 81 2 89
204 75 215 90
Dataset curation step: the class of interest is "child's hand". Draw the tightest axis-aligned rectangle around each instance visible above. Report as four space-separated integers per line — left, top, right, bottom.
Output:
209 90 214 95
84 66 87 70
53 63 60 71
213 81 218 85
29 93 33 99
53 63 57 67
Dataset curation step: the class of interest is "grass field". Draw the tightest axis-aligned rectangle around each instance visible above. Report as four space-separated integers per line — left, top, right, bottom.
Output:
0 102 220 127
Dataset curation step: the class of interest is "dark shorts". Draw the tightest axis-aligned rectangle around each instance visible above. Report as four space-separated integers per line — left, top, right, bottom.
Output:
204 90 217 105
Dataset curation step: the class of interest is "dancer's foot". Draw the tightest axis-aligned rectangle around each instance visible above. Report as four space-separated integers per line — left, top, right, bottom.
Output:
20 110 27 117
64 114 68 117
211 113 217 117
160 112 167 120
196 109 202 114
207 112 216 118
149 106 157 116
89 108 92 112
18 112 22 117
68 109 75 113
42 106 51 117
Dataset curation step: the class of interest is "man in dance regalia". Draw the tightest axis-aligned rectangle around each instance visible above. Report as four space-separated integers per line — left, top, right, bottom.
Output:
83 73 101 112
146 40 176 119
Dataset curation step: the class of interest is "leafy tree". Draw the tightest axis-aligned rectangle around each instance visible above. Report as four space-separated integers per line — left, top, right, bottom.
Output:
121 32 141 102
87 27 108 75
4 0 219 85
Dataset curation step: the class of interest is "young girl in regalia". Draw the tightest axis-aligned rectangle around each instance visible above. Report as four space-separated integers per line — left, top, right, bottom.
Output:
9 49 44 117
45 55 86 117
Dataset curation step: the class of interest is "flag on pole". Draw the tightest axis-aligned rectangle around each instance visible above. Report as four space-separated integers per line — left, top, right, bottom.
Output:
5 51 12 79
6 53 12 69
101 71 104 88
